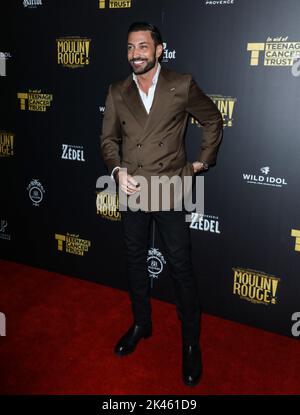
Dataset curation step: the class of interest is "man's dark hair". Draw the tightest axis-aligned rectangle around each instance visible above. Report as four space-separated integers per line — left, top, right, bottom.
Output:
127 22 163 47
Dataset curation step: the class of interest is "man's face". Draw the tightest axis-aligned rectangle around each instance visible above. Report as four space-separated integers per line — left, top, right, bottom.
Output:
127 30 162 75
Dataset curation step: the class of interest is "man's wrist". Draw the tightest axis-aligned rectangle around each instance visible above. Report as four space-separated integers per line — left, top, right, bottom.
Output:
192 161 209 173
199 161 209 170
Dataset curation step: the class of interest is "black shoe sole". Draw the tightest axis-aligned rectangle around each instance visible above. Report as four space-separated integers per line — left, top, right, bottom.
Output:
182 376 201 387
114 347 135 357
114 331 152 357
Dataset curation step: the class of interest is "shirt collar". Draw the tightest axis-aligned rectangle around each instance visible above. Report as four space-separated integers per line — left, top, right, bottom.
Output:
132 62 161 88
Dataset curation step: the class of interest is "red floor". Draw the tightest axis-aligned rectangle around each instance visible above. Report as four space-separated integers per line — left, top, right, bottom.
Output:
0 259 299 395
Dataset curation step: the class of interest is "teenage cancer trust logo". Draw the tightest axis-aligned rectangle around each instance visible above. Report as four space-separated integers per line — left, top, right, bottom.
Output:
55 233 91 256
247 36 300 68
17 90 53 112
233 267 280 305
291 229 300 252
99 0 131 8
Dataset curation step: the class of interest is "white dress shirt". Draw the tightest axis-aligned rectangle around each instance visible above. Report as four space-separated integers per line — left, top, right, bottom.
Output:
111 63 161 180
132 62 161 114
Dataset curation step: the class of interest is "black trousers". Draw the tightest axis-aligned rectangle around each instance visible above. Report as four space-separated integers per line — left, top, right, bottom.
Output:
121 209 201 345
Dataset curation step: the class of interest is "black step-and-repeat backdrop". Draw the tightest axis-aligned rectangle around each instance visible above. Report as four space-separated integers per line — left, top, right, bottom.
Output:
1 0 300 338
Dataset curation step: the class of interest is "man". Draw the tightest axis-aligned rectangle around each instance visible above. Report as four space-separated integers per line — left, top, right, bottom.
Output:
101 22 223 387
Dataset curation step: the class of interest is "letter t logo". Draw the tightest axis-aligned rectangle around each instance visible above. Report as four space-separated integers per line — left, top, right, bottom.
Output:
291 229 300 252
247 43 265 66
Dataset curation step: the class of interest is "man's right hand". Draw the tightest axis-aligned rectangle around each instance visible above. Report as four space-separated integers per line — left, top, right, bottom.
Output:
116 168 140 195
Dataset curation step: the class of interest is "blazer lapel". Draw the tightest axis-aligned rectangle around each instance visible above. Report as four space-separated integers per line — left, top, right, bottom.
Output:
120 67 176 136
142 67 176 140
121 77 148 129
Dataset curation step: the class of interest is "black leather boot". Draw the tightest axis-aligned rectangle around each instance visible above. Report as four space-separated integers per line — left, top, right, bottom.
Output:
182 344 202 386
114 323 152 356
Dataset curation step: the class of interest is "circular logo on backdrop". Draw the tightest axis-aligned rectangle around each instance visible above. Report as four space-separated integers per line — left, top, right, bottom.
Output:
147 247 166 279
27 179 45 207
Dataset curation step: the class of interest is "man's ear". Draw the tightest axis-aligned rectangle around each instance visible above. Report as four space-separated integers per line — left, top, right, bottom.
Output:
156 44 163 60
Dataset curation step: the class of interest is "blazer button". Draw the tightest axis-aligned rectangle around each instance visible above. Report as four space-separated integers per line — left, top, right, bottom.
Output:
122 121 126 125
158 162 163 167
137 143 142 148
159 142 163 147
138 164 143 168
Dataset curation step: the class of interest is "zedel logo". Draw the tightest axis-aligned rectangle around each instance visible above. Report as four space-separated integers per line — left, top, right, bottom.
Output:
190 213 220 234
242 166 288 188
62 144 85 161
56 37 91 68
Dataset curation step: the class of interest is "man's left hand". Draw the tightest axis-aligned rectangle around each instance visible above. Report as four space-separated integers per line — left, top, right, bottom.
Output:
192 161 209 173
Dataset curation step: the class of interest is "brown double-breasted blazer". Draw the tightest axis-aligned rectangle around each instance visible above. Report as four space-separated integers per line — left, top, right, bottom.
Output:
100 66 223 211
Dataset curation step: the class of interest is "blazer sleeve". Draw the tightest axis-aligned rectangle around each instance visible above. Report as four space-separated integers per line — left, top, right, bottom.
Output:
185 77 223 165
100 84 122 175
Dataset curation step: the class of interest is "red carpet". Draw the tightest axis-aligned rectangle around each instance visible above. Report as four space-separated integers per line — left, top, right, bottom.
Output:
0 259 299 395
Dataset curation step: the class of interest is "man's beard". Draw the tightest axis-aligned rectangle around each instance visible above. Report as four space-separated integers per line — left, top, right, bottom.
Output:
130 55 156 75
